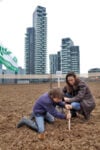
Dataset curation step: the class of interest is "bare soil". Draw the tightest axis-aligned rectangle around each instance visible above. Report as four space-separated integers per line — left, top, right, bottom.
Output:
0 82 100 150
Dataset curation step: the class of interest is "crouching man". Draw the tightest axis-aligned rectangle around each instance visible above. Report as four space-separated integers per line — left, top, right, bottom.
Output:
17 88 71 140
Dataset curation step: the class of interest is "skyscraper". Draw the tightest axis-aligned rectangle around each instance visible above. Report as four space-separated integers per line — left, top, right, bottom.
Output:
61 38 80 74
70 46 80 74
33 6 47 74
25 27 34 74
49 51 61 74
61 38 74 74
57 51 61 71
49 54 58 74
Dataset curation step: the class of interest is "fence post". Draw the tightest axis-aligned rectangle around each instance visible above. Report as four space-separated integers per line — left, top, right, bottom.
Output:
50 74 52 89
58 77 60 87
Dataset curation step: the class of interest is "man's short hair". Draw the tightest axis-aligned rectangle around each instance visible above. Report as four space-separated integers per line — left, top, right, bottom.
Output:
48 88 64 99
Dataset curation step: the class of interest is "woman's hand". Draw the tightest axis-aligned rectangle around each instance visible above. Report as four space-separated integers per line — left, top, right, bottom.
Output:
64 97 71 102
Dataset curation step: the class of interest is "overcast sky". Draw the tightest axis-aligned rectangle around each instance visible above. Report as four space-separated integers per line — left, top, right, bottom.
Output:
0 0 100 73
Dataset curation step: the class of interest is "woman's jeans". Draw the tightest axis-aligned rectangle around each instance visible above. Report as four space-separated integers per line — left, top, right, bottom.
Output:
71 102 81 110
65 93 81 111
17 112 54 133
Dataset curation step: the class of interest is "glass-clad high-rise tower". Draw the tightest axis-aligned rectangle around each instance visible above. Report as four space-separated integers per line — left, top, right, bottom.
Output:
61 38 80 74
33 6 47 74
25 27 34 74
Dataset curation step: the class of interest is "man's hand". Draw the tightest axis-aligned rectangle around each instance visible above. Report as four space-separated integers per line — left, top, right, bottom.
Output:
64 97 70 102
65 104 72 110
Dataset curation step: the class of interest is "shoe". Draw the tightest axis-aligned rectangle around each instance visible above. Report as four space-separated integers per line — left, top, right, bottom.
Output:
84 115 90 121
30 112 35 120
38 133 45 140
76 112 83 118
16 117 26 128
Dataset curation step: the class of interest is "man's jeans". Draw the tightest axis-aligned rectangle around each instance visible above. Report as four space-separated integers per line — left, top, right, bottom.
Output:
35 112 54 133
18 112 54 133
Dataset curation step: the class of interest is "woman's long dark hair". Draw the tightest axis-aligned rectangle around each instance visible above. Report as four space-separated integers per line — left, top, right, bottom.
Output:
65 72 80 93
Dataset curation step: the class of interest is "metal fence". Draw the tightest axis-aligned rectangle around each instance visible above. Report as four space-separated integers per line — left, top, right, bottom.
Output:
0 73 100 87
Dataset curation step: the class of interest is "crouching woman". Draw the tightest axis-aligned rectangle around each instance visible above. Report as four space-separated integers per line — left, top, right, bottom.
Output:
63 72 96 120
17 88 70 140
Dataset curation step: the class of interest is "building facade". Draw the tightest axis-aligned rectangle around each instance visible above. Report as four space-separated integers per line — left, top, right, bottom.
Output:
49 54 58 74
88 68 100 73
33 6 47 74
70 46 80 74
49 51 61 74
25 27 34 74
61 38 74 74
61 38 80 74
57 51 61 71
